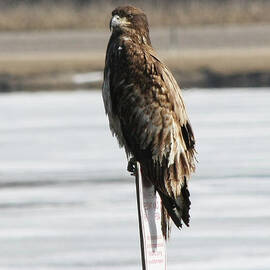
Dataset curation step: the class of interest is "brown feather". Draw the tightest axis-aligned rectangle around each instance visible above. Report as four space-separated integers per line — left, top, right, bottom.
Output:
102 5 196 239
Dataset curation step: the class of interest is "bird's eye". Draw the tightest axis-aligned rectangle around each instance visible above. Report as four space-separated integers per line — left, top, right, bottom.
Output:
127 14 133 19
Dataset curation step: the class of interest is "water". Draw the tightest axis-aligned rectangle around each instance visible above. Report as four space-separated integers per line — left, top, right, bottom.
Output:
0 88 269 270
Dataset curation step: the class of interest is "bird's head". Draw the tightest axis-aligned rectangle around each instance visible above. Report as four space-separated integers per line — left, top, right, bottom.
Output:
110 6 151 45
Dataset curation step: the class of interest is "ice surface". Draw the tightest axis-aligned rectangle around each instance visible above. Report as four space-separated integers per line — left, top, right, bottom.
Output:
0 88 269 269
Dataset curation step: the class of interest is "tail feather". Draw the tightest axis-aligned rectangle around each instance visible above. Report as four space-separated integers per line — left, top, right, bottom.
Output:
158 191 183 228
159 177 191 239
176 178 191 227
140 161 191 239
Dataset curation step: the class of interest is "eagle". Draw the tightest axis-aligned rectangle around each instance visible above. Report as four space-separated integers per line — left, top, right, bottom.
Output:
102 6 196 239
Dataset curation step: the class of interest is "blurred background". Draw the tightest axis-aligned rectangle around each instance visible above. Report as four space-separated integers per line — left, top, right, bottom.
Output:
0 0 270 269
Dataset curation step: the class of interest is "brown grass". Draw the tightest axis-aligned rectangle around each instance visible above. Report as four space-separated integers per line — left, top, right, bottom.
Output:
2 48 270 77
0 52 105 75
0 1 270 31
2 48 270 90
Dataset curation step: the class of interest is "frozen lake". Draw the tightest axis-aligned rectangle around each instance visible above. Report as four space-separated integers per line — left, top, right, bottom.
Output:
0 88 269 270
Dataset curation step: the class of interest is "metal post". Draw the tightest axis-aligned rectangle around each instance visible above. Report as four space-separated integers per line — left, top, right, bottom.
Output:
135 162 167 270
135 162 147 270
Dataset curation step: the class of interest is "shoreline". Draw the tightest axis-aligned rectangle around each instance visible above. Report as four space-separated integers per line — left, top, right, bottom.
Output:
2 69 270 92
1 25 270 91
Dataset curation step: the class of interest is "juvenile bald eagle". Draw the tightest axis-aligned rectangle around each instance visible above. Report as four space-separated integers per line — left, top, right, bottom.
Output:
102 6 196 239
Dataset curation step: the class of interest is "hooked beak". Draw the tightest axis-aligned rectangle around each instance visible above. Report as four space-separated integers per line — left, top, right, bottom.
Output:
110 15 121 31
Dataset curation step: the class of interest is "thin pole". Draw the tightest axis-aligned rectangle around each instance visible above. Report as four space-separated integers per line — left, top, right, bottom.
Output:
135 162 146 270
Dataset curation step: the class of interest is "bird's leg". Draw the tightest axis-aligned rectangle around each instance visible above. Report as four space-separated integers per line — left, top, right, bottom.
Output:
127 157 137 176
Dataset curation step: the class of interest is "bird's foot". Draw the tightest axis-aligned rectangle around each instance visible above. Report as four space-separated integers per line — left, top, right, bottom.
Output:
127 157 137 176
